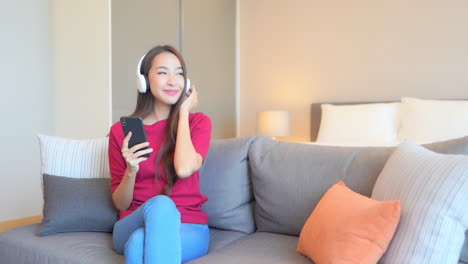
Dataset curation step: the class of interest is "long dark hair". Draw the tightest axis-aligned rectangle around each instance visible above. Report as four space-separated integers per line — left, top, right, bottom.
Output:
131 45 187 195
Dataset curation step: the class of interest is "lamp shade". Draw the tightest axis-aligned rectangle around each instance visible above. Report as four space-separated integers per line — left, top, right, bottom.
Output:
257 110 290 137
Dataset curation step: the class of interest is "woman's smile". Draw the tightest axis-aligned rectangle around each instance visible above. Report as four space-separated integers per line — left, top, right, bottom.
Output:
164 89 180 96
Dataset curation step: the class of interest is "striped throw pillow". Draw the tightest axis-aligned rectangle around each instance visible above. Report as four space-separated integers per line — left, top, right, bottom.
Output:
372 140 468 263
38 134 110 179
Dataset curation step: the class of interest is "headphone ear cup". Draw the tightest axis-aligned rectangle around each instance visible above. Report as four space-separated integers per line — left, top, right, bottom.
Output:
137 74 147 93
136 54 147 93
145 76 150 93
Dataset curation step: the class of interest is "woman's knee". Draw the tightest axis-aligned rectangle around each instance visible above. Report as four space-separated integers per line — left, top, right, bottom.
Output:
143 195 180 219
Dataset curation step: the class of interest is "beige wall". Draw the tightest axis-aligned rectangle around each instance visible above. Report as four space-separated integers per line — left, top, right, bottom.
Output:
0 0 111 221
54 0 111 138
0 1 53 221
240 0 468 141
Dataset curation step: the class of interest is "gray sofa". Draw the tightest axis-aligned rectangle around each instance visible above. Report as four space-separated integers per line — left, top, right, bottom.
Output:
1 136 468 264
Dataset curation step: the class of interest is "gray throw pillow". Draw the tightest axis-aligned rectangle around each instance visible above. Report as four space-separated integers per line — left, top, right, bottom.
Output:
39 174 118 236
249 135 468 239
200 136 257 234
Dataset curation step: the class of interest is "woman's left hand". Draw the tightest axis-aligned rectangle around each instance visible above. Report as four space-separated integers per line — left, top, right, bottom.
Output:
180 84 198 113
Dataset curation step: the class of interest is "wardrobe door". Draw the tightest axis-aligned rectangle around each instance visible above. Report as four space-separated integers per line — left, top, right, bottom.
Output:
182 0 237 139
112 0 237 139
112 0 179 123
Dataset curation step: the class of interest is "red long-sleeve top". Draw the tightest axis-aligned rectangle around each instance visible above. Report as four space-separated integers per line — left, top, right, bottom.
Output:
108 112 212 224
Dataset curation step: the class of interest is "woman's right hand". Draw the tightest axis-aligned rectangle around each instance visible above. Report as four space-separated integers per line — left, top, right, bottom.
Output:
121 132 153 175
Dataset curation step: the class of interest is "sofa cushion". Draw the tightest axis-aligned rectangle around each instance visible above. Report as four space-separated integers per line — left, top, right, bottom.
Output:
207 228 250 252
40 174 118 235
37 135 118 236
372 141 468 264
38 134 111 179
248 135 468 262
297 181 400 264
0 224 248 264
249 136 392 236
187 232 312 264
0 224 124 264
200 136 256 234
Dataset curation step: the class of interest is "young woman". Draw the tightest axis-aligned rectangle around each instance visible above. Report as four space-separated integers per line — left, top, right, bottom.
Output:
108 45 212 264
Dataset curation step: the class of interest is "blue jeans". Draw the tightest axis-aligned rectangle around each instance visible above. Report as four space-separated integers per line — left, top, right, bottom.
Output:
113 195 210 264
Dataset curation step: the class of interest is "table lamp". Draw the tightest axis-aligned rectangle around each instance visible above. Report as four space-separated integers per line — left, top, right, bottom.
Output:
257 110 290 139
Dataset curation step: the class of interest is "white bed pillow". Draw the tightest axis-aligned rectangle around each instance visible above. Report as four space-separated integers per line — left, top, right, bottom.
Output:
316 103 400 146
398 97 468 144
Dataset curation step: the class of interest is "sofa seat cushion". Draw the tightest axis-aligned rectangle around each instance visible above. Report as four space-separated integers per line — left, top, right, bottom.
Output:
187 232 313 264
0 224 248 264
0 224 124 264
207 228 250 252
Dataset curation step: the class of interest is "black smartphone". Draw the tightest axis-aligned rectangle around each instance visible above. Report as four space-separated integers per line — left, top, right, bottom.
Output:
120 116 150 158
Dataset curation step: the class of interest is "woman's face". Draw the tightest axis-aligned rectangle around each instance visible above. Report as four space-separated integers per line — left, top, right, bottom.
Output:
147 52 185 107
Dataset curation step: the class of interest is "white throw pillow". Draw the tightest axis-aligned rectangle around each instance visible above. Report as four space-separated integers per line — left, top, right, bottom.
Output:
371 140 468 264
316 103 400 146
38 134 110 179
398 97 468 144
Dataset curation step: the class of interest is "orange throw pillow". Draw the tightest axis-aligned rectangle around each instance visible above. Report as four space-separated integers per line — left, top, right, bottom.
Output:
297 181 401 264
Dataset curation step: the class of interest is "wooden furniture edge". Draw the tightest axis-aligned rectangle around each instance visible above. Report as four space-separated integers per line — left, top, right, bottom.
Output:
0 215 43 233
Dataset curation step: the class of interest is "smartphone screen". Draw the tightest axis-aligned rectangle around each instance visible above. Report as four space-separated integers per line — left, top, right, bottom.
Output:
120 116 150 158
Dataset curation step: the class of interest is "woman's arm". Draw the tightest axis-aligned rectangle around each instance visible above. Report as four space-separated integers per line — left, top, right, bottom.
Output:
112 168 137 211
174 86 205 178
174 110 204 178
111 132 153 210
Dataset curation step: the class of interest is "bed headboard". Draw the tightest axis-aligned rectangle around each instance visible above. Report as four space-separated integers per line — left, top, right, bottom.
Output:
310 101 395 141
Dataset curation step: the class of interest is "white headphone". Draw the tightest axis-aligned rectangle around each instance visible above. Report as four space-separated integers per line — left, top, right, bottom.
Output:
136 53 191 94
136 54 149 93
